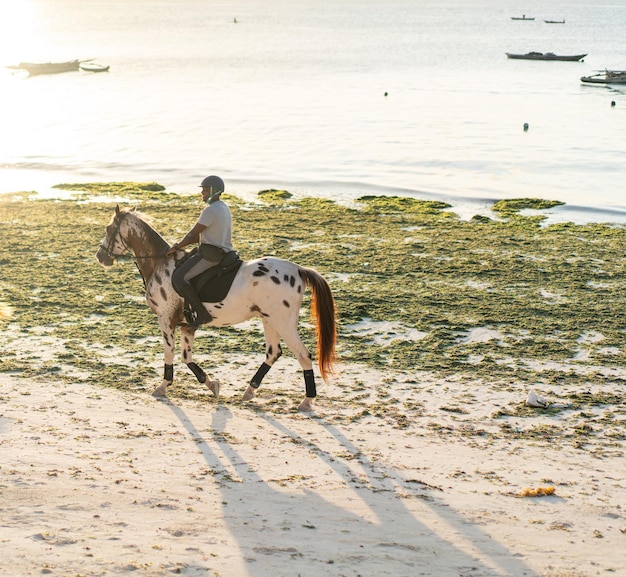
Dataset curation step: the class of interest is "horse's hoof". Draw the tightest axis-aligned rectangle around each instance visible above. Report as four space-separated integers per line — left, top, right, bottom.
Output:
298 397 315 413
207 379 220 398
152 382 169 397
242 386 256 402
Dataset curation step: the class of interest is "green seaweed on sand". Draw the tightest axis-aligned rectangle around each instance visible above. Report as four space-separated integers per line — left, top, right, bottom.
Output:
357 195 454 216
257 189 293 203
53 181 166 195
492 197 565 218
0 184 625 428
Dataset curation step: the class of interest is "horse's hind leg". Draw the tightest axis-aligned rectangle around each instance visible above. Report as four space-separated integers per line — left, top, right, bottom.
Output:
281 318 317 413
247 318 316 413
243 320 282 402
180 325 219 398
280 328 316 412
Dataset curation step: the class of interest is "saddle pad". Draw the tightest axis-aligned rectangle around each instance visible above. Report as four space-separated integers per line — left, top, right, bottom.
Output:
191 259 243 303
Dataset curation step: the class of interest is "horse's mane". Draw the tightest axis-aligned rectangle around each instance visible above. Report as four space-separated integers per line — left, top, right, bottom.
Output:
118 207 153 225
120 208 170 248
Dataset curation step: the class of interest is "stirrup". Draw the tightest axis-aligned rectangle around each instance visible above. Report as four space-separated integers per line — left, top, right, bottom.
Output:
188 313 212 329
183 301 205 326
183 305 195 325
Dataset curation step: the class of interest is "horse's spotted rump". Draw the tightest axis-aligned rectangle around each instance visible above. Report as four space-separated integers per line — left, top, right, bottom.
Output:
270 276 280 284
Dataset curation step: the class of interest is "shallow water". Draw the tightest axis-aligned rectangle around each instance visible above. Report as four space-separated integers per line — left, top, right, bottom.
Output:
1 0 626 222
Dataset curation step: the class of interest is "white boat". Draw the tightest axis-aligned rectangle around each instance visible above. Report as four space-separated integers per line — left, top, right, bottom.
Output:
7 60 81 75
80 63 110 73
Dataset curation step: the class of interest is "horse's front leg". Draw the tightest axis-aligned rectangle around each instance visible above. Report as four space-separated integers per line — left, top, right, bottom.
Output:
180 325 220 398
152 318 176 397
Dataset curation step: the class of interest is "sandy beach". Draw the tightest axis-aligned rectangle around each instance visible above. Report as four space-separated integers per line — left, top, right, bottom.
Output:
2 187 626 576
1 353 624 577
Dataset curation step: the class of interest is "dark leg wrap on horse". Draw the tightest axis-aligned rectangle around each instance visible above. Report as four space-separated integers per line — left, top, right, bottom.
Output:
187 362 207 384
250 362 271 389
304 369 317 398
164 364 174 382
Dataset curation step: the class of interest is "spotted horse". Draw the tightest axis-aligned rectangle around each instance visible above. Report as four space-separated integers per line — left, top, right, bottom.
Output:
96 206 337 412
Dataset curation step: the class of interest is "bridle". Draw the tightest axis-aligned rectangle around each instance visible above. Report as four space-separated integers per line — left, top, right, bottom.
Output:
100 213 165 261
100 215 129 259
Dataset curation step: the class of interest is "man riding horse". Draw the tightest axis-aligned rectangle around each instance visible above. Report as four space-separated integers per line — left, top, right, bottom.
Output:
166 175 233 327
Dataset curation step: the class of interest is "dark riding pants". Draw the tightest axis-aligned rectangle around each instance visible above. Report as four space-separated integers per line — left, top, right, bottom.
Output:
172 244 226 321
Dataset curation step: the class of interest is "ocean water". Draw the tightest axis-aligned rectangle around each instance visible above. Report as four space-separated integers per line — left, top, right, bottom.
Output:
1 0 626 222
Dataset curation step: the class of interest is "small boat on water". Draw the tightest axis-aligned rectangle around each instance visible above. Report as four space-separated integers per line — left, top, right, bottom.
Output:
511 15 535 20
7 60 81 75
544 19 565 24
581 69 626 84
80 63 110 73
506 52 587 62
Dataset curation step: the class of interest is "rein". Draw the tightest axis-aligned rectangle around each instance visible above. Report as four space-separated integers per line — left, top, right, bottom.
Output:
99 248 164 261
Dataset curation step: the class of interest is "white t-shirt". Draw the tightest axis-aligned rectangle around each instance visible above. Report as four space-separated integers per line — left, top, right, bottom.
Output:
197 200 233 251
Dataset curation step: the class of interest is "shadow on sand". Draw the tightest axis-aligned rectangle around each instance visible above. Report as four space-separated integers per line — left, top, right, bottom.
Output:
165 401 536 577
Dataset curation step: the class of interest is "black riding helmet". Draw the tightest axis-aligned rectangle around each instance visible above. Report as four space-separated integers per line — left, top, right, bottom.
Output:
200 175 225 192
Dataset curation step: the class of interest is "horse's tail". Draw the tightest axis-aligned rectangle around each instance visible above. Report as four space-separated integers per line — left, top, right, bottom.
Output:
298 267 337 381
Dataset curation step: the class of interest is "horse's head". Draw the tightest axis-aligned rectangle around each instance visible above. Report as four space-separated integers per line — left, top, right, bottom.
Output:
95 205 135 267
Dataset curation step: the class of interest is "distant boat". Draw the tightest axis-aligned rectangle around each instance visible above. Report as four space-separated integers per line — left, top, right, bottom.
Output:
7 60 81 75
80 63 110 73
544 19 565 24
581 69 626 84
511 15 535 20
506 52 587 62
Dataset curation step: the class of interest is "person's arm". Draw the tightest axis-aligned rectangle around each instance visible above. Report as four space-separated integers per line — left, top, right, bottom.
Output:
166 222 206 255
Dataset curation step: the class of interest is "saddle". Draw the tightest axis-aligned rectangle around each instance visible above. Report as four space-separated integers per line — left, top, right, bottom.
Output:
180 248 243 303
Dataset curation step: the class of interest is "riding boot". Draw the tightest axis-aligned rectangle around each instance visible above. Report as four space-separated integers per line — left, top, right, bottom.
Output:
175 281 213 326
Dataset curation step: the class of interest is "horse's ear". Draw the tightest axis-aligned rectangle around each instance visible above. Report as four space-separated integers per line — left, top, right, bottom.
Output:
130 206 137 213
115 204 120 215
